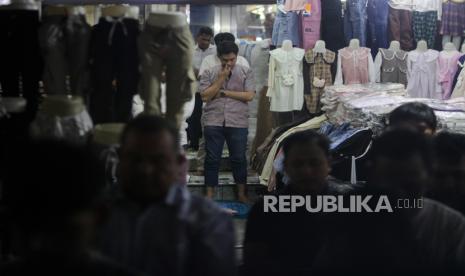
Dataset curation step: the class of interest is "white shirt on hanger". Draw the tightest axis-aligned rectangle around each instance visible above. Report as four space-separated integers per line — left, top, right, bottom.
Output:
389 0 442 19
267 47 305 112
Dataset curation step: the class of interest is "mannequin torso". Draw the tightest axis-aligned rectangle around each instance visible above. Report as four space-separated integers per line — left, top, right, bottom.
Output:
282 40 293 51
416 40 428 53
349 39 360 50
443 42 457 53
389 41 401 52
314 40 326 54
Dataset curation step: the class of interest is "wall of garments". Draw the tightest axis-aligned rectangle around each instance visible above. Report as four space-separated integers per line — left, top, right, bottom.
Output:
265 0 465 128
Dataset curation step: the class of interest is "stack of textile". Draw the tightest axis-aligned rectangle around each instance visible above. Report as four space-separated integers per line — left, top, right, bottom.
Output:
322 83 465 135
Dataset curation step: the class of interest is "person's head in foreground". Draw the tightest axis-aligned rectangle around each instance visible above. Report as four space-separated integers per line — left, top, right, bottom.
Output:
118 114 185 205
282 130 331 194
388 102 437 135
367 128 433 199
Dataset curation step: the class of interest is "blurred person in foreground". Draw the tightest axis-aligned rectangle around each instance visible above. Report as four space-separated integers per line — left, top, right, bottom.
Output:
243 130 352 276
96 115 235 276
1 139 139 276
312 129 465 275
387 102 437 135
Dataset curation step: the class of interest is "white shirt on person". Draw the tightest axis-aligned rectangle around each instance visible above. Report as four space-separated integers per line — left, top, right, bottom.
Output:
193 44 216 71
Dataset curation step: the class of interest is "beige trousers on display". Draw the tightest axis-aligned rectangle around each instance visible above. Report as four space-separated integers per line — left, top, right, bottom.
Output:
138 24 196 129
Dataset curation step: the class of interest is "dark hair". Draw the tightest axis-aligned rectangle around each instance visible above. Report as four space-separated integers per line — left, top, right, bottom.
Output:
369 128 433 170
388 102 437 132
217 41 239 57
3 139 104 230
120 114 179 151
197 26 214 38
214 32 235 46
434 132 465 164
282 130 331 160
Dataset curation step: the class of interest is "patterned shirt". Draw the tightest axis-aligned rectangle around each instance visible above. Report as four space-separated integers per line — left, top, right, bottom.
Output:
303 49 336 113
199 62 255 128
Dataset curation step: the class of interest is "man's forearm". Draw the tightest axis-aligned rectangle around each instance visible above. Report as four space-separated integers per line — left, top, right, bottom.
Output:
224 90 255 102
201 78 224 102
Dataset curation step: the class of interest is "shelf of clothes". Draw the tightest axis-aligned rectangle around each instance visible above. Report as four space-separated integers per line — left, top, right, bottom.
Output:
272 0 465 54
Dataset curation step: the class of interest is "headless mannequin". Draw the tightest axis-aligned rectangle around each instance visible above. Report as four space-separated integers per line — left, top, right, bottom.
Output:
147 11 186 28
101 5 130 18
416 40 428 53
389 40 400 52
443 42 457 52
314 40 326 54
282 39 293 51
349 39 360 50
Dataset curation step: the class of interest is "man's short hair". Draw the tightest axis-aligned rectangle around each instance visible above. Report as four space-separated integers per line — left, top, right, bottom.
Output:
217 41 239 57
197 26 214 38
214 32 235 46
369 128 433 170
120 114 179 151
282 130 331 160
388 102 437 132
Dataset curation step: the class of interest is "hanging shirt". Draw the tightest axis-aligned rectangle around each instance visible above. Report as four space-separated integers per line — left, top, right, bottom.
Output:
452 55 465 90
303 49 336 113
267 47 306 112
389 0 442 19
335 47 375 85
406 49 441 99
451 68 465 99
374 48 408 86
301 0 322 51
438 50 463 100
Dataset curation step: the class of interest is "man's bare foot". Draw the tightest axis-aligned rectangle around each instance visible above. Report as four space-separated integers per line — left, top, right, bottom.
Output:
237 184 249 204
206 186 215 199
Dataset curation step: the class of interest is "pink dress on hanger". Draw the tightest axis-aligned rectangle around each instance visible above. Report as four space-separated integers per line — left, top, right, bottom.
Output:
301 0 322 51
438 50 463 100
